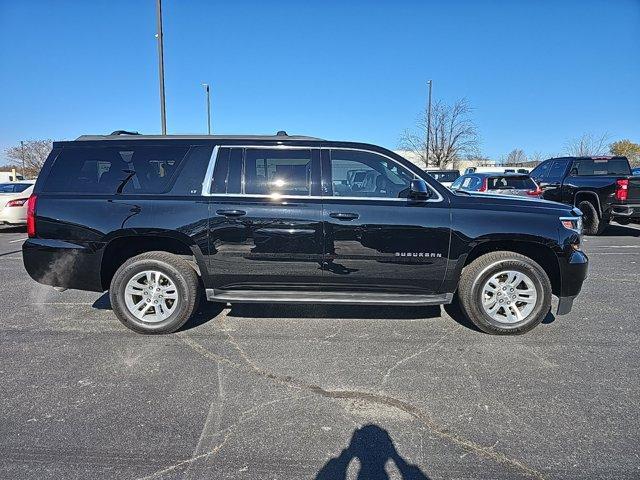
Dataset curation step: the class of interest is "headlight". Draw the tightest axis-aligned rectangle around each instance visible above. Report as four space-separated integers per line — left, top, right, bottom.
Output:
560 216 582 233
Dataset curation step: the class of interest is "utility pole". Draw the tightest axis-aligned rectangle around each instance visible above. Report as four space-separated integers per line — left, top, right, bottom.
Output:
426 80 432 167
156 0 167 135
202 83 211 134
20 141 26 178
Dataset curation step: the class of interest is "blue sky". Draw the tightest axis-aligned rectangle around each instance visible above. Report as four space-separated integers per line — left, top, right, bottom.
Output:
1 0 638 161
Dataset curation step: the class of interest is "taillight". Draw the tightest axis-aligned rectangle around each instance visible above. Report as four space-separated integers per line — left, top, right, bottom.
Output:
527 186 542 196
478 178 488 192
26 194 37 238
5 198 28 207
615 179 629 201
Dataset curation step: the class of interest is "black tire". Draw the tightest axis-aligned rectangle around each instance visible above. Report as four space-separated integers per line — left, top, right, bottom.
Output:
577 200 605 235
456 251 552 335
109 251 200 334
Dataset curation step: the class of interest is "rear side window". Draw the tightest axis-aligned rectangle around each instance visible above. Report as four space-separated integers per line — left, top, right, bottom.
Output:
168 145 213 195
42 145 189 194
244 148 312 196
487 176 536 190
571 158 631 176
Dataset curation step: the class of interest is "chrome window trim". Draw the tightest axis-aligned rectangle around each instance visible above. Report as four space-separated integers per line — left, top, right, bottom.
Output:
201 144 443 202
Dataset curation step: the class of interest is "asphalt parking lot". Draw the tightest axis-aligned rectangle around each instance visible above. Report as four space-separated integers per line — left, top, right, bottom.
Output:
1 224 639 480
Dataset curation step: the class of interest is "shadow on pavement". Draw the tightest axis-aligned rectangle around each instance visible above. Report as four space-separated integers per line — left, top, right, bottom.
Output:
602 223 640 237
316 424 429 480
0 226 27 234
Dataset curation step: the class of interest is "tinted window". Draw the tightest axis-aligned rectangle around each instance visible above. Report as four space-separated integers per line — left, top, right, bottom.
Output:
428 171 460 182
211 147 242 194
530 161 551 179
43 146 189 194
546 160 569 182
329 149 413 198
487 176 536 190
168 146 212 195
0 183 31 193
571 158 631 176
244 148 312 196
450 176 464 190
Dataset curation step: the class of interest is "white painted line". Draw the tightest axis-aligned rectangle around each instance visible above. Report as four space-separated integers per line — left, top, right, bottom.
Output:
8 237 27 244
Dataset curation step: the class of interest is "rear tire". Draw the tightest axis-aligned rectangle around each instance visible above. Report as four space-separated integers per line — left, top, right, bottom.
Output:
109 251 200 334
578 200 605 235
456 251 552 335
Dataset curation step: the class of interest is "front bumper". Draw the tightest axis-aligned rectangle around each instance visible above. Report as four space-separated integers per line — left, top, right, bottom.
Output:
556 250 588 316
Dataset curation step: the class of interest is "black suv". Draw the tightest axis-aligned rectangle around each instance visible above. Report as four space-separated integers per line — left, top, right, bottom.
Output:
23 132 588 335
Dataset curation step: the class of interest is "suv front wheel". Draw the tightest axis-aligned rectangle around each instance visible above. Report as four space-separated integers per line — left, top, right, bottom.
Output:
457 251 552 335
110 251 200 334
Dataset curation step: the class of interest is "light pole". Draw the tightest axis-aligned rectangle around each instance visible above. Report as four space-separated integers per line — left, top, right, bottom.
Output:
156 0 167 135
202 83 211 134
426 80 432 167
20 141 26 178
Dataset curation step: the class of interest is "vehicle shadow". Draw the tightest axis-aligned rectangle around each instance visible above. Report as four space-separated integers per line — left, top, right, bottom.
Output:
316 424 430 480
602 223 640 237
0 226 26 234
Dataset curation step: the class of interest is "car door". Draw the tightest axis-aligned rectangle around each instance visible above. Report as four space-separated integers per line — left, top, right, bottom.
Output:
205 145 324 292
320 148 450 295
535 159 570 202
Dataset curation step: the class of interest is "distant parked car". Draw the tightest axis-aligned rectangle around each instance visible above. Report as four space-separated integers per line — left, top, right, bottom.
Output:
464 166 530 175
425 169 460 187
450 173 542 198
0 181 35 226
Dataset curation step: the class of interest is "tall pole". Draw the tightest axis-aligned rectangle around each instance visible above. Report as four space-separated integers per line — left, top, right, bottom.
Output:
426 80 432 167
156 0 167 135
20 141 26 178
202 83 211 134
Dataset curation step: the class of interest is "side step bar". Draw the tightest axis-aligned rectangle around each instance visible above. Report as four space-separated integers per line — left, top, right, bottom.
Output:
206 289 453 306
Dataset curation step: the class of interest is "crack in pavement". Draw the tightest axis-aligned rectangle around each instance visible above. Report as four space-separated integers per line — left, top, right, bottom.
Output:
140 318 545 480
379 324 462 387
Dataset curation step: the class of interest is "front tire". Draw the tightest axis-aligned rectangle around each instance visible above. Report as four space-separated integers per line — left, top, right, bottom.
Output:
110 251 200 334
457 251 552 335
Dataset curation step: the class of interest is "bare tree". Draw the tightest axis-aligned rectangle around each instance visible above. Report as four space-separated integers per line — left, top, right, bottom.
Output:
505 149 527 165
4 140 53 178
564 133 609 157
399 98 479 169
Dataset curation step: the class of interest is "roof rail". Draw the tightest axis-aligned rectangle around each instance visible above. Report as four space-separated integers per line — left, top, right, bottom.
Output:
110 130 140 136
276 130 288 136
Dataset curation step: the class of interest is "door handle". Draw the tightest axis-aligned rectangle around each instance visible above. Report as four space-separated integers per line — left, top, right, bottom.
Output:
330 212 359 221
216 209 246 217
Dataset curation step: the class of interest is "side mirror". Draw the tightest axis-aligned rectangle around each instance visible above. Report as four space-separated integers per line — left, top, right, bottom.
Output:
409 179 431 200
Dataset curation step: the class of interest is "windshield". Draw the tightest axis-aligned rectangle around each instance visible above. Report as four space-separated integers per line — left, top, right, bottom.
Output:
0 183 32 193
487 176 536 190
428 171 460 182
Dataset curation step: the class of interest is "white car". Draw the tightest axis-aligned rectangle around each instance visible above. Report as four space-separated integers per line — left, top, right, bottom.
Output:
0 182 35 226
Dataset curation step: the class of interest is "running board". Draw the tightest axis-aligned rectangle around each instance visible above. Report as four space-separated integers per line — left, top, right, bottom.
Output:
206 289 453 306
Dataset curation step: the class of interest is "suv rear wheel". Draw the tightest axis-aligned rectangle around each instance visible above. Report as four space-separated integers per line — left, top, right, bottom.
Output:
109 251 200 334
457 251 552 335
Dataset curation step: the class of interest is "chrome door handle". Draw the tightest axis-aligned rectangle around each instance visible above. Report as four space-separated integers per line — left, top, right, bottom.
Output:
329 212 359 221
216 209 246 217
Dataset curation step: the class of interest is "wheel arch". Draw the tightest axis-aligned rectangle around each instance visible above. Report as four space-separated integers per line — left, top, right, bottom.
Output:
457 239 561 296
574 191 602 217
100 231 207 290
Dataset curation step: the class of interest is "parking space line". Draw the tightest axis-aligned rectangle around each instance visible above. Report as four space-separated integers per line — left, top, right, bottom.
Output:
8 237 27 244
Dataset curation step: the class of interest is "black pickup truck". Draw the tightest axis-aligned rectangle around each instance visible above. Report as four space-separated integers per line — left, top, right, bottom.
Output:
22 132 588 335
530 156 640 235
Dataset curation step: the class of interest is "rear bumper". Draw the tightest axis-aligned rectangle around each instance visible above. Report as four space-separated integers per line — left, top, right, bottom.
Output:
609 204 640 218
0 206 27 225
22 238 104 292
556 250 588 315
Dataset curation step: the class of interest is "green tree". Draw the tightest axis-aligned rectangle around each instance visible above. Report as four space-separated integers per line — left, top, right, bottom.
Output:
610 139 640 167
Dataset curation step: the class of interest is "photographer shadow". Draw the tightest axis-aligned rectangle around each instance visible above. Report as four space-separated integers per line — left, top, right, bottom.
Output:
316 424 429 480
